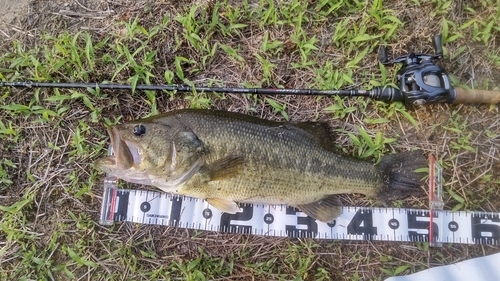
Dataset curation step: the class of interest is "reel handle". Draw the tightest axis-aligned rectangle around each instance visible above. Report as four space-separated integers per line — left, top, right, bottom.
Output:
432 35 443 57
378 46 389 64
452 88 500 104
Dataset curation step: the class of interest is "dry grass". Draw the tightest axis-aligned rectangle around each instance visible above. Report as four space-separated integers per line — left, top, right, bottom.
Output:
1 0 500 280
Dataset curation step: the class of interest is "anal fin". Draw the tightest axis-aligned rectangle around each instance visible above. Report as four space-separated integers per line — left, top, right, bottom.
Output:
295 195 343 223
206 198 242 214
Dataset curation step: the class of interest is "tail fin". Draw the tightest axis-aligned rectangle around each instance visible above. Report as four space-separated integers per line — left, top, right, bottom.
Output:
377 150 427 200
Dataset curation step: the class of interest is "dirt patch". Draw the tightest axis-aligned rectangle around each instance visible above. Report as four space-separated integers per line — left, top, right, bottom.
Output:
0 0 141 40
0 0 30 35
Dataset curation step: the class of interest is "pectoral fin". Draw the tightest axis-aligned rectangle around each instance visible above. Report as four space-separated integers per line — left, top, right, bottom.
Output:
206 198 241 214
202 155 245 181
295 195 343 223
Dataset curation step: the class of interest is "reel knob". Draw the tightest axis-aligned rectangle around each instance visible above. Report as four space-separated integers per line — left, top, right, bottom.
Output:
432 34 443 57
378 46 389 64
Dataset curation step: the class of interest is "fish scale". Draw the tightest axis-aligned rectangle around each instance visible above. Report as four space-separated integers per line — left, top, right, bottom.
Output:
176 111 379 202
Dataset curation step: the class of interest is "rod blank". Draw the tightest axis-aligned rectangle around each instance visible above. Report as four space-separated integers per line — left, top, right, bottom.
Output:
0 80 377 97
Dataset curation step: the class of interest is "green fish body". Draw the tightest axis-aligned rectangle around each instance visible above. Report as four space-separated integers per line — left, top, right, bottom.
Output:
95 109 425 222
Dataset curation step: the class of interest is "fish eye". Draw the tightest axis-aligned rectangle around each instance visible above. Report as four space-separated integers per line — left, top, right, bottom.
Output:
134 124 146 137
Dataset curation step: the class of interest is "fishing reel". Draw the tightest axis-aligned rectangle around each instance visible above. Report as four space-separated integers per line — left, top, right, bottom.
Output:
378 34 455 105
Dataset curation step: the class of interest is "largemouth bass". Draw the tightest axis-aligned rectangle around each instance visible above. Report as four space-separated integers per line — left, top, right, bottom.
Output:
95 109 426 222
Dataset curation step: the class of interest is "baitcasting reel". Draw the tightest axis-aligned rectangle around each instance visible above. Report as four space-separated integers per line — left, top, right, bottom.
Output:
378 34 455 105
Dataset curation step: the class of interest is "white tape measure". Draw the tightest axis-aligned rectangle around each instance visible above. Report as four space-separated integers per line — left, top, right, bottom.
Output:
98 177 500 245
98 148 500 245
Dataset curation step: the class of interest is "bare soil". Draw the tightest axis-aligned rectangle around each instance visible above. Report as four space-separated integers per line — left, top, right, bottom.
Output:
0 0 29 26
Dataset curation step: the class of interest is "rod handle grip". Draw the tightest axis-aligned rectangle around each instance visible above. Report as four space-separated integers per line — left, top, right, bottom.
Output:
452 87 500 104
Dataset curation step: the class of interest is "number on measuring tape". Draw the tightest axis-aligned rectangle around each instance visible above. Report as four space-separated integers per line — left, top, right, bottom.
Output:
407 210 439 242
471 214 500 245
347 209 377 239
169 196 183 226
285 206 318 238
220 205 254 234
114 190 130 221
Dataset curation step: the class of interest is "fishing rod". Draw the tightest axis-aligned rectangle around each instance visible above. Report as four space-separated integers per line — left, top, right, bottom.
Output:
0 80 402 101
1 35 499 105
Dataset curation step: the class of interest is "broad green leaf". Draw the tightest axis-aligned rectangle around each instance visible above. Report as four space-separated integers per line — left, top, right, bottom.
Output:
385 15 403 25
451 202 464 212
45 95 71 102
348 133 361 146
323 105 343 111
188 258 202 271
266 98 285 111
346 47 369 68
230 23 248 29
1 103 30 111
447 188 465 203
398 109 418 128
382 138 397 144
342 74 354 84
130 75 139 93
357 126 374 146
82 96 95 111
361 146 377 158
414 167 429 173
374 131 383 146
394 265 411 275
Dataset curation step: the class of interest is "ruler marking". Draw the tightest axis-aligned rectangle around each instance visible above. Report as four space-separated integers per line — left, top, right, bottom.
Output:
391 209 395 241
451 212 455 243
142 190 148 223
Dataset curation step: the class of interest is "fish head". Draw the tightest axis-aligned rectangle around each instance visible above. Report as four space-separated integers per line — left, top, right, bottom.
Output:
95 119 179 182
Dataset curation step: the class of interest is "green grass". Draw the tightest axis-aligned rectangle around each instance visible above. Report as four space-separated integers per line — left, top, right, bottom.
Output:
1 0 500 280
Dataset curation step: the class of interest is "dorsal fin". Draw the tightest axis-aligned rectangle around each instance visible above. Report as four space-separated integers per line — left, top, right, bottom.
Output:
284 122 337 151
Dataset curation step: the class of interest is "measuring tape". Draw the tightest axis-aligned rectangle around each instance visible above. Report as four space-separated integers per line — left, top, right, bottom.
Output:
99 180 500 245
99 150 500 245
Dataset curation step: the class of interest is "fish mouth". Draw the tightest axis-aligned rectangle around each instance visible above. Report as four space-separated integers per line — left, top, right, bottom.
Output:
107 126 141 169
